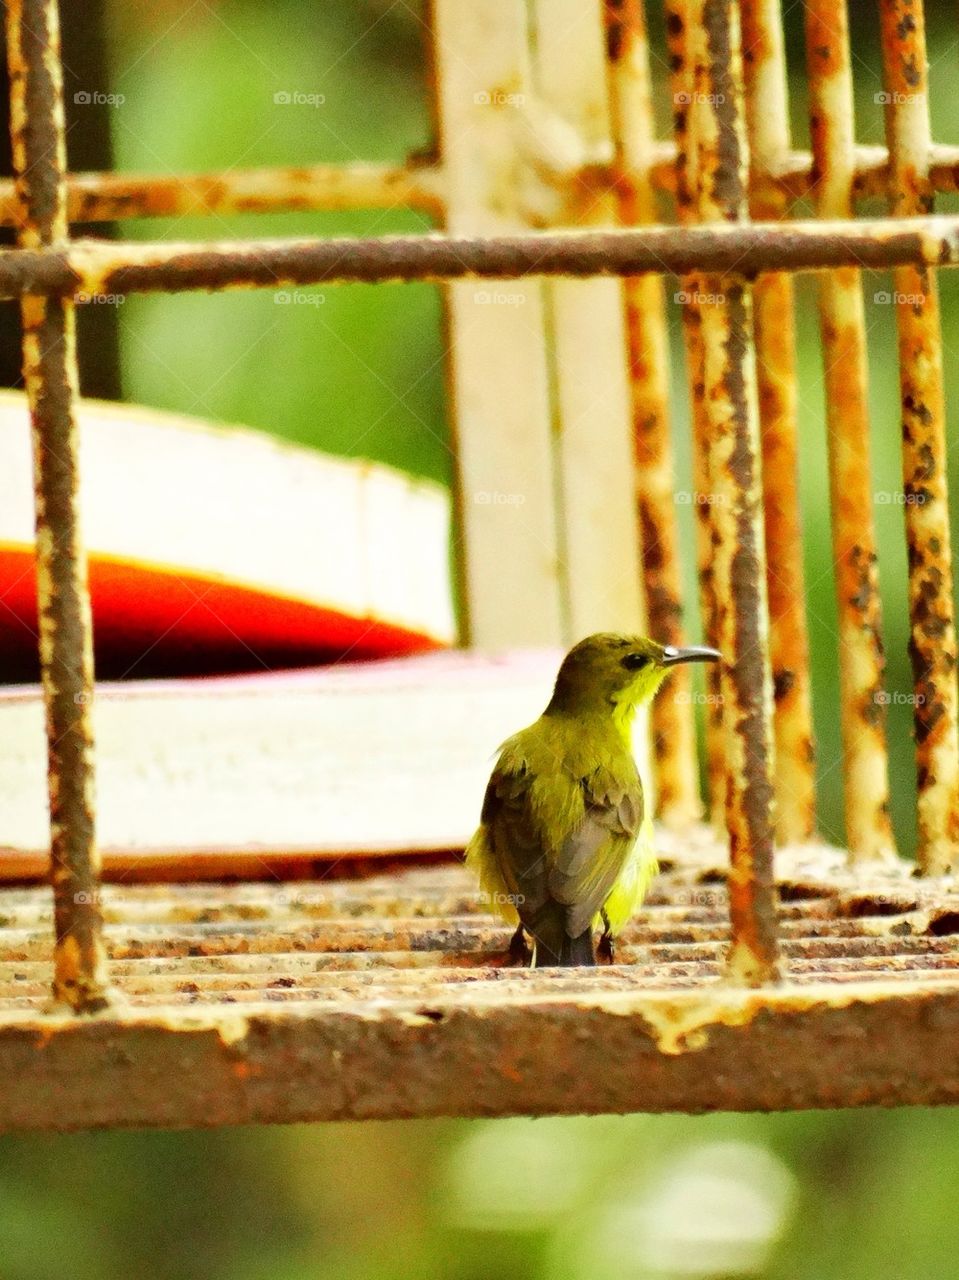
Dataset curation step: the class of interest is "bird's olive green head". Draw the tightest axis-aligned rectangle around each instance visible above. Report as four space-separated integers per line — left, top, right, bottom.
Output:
545 632 720 719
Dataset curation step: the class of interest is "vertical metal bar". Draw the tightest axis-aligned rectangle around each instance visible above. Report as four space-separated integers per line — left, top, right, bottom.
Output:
804 0 896 863
879 0 959 875
684 0 779 983
740 0 816 845
5 0 109 1010
605 0 702 826
664 0 726 828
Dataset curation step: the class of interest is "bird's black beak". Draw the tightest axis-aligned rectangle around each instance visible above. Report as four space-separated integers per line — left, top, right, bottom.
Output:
660 645 722 666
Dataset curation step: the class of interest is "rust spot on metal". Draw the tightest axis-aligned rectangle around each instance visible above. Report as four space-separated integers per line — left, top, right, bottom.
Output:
701 0 745 219
604 0 626 62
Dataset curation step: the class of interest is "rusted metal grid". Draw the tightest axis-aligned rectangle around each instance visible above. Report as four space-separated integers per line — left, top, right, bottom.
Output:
3 0 959 1127
5 840 959 1129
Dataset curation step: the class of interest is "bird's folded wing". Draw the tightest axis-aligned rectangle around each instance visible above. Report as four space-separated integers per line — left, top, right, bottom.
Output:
481 762 549 914
549 767 643 937
482 758 643 939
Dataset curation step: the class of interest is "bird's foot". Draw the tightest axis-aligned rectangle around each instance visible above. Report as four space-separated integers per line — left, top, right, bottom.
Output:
598 910 615 963
508 924 533 967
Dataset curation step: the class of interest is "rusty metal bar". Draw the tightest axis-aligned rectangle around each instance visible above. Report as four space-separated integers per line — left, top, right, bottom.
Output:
5 0 109 1012
879 0 959 875
1 216 959 300
606 0 701 826
804 0 895 863
741 0 816 846
664 0 726 828
5 975 959 1127
684 0 779 984
5 144 959 228
0 162 446 227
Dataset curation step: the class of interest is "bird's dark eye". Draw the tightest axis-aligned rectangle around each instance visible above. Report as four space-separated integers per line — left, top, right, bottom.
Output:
622 652 649 671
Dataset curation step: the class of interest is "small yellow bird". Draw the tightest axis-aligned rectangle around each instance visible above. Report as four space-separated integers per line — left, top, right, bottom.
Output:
467 633 720 966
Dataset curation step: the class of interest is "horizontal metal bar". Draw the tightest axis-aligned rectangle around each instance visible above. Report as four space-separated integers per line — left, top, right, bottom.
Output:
4 976 959 1127
0 162 447 225
1 215 959 298
3 143 959 226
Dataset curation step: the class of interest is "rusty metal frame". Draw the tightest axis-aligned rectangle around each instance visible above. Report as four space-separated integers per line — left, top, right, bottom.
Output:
6 145 959 227
3 216 959 295
4 0 959 1124
4 851 959 1128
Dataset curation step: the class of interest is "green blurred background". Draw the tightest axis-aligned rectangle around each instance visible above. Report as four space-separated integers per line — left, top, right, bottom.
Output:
4 1 959 1276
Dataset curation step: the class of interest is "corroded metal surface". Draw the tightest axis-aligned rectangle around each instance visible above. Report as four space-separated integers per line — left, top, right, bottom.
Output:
1 217 959 300
0 163 446 226
741 0 815 845
5 146 959 228
606 0 700 825
804 0 895 863
879 0 959 875
683 0 778 984
5 0 108 1011
3 849 959 1130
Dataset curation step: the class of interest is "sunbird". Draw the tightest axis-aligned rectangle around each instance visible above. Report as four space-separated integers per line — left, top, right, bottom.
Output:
467 633 720 966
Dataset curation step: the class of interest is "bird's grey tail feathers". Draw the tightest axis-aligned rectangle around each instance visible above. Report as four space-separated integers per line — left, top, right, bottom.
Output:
529 905 596 967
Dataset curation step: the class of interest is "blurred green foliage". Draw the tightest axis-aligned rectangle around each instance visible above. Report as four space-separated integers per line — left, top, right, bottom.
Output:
4 3 959 1276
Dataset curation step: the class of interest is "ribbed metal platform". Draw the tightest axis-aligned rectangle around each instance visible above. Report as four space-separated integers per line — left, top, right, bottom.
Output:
3 829 959 1131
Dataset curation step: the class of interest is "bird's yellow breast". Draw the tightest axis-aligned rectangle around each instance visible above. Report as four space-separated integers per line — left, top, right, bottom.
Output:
600 809 658 935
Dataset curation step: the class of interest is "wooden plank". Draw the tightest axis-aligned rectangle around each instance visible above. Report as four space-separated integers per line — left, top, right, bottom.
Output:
432 0 563 646
531 0 644 638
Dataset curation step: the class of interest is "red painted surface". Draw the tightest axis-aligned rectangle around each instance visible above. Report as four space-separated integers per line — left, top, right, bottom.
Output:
0 547 443 678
